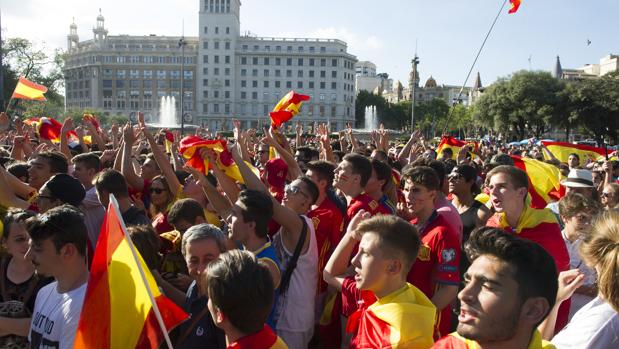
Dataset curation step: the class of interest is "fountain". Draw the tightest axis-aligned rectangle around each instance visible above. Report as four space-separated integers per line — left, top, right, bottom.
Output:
364 105 378 130
145 95 198 131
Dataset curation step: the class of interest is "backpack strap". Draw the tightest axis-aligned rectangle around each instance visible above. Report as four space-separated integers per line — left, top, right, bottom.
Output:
278 215 307 296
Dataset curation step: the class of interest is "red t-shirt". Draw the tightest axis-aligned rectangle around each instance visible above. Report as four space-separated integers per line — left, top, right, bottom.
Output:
345 193 384 230
308 197 344 295
408 211 461 338
340 276 377 319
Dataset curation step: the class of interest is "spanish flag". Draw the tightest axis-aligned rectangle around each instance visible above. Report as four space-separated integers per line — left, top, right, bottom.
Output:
179 135 257 184
508 0 522 14
11 77 47 101
74 195 188 349
83 113 102 133
24 117 76 143
436 136 478 160
163 130 175 154
270 91 310 128
347 283 436 349
510 155 563 209
541 141 607 164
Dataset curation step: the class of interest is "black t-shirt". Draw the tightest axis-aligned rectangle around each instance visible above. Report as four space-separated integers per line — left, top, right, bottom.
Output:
0 257 53 313
177 280 226 349
122 206 151 227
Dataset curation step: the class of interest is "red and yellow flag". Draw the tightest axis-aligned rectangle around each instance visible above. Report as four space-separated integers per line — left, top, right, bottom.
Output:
508 0 522 14
163 130 175 154
83 113 102 133
179 135 257 184
11 76 47 101
74 197 188 349
270 91 310 127
24 117 76 143
541 140 607 164
436 136 478 160
511 155 563 208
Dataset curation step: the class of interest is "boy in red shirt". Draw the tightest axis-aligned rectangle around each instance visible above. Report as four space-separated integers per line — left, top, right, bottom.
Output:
323 211 436 348
402 165 461 338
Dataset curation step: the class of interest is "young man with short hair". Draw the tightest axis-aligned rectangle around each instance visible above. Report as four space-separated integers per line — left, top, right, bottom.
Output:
167 198 208 234
25 205 89 349
402 165 461 338
433 227 558 349
72 152 105 247
324 213 436 348
27 151 69 190
94 169 150 226
207 250 288 349
485 165 570 331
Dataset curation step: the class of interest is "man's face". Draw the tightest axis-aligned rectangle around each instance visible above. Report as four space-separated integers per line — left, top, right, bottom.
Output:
173 219 194 235
140 158 159 180
37 185 59 214
568 155 579 168
185 239 221 278
487 173 526 213
25 238 63 277
306 169 326 193
256 146 269 165
282 180 311 212
350 232 390 293
295 151 309 172
333 160 357 194
403 179 435 214
28 156 53 190
364 169 382 196
72 162 94 188
457 255 522 342
448 170 468 195
563 211 593 237
228 203 250 243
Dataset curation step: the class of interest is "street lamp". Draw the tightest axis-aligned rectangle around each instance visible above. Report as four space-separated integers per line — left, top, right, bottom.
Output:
410 54 420 131
179 36 187 135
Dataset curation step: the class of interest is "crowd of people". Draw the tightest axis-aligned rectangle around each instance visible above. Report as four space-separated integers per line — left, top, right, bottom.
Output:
0 110 617 349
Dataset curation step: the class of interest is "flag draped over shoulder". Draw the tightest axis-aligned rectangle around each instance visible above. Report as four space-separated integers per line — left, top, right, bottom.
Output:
11 77 48 101
269 91 310 127
510 155 563 208
436 136 478 160
179 135 257 184
541 141 607 164
74 197 188 349
508 0 522 14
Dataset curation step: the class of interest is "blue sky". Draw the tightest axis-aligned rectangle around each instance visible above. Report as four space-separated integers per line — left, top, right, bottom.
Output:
2 0 617 88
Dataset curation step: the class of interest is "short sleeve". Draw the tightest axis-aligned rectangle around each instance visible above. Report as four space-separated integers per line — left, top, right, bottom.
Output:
432 227 461 285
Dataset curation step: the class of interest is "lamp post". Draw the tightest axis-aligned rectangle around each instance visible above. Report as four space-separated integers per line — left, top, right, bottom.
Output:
178 36 186 135
410 54 420 131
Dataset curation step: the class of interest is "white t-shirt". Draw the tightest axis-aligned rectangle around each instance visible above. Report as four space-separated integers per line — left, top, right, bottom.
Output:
552 296 619 349
561 230 597 318
29 281 87 349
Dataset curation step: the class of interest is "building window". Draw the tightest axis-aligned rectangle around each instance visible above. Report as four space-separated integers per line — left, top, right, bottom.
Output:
203 55 209 63
214 91 219 98
264 69 269 77
332 59 338 67
102 80 112 88
224 91 230 98
286 58 292 66
241 57 247 64
144 80 152 89
252 57 258 65
331 82 337 89
332 70 337 78
203 79 209 86
309 81 314 88
297 81 303 88
252 69 258 77
319 93 325 101
331 106 337 117
116 69 126 78
252 92 257 99
116 80 125 88
225 79 230 86
215 27 219 34
264 81 269 88
309 58 315 66
275 58 281 65
203 41 209 49
214 104 219 113
286 81 292 88
214 56 220 64
214 41 220 50
275 70 281 77
286 70 292 77
320 46 326 52
252 80 258 88
214 68 219 75
320 71 326 78
275 81 280 88
309 71 315 78
225 41 230 50
204 26 208 34
241 91 246 99
264 57 270 65
298 58 303 66
226 27 230 34
297 70 303 78
287 46 292 52
144 70 153 78
241 80 246 87
225 55 230 64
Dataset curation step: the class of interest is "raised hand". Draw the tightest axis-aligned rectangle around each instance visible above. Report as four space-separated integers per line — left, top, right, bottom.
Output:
122 123 135 145
346 209 371 240
61 118 74 136
137 111 145 128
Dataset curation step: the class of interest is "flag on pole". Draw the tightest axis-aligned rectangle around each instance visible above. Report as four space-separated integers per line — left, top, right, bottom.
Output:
73 195 188 349
508 0 522 14
541 141 607 164
11 77 48 101
269 91 310 128
510 155 564 208
179 135 258 184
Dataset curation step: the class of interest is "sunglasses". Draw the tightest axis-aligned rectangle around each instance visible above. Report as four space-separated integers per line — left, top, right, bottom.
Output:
285 184 309 199
448 173 464 181
149 187 166 194
601 192 612 198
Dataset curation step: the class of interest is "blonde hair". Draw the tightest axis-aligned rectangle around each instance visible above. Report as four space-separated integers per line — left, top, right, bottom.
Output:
580 209 619 312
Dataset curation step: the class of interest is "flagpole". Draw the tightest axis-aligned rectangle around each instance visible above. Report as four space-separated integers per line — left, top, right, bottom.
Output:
441 0 509 135
109 194 175 349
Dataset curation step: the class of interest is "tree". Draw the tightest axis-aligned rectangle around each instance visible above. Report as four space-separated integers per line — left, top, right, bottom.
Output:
473 71 565 140
2 38 66 116
565 73 619 145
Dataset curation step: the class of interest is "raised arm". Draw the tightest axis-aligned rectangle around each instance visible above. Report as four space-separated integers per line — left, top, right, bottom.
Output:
230 144 305 251
59 118 74 160
143 125 182 196
183 164 233 219
264 127 302 180
203 148 240 203
121 123 145 192
0 166 29 209
398 130 421 166
323 210 368 291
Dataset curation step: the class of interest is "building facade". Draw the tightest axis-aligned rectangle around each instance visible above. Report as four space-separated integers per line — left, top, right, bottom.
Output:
553 54 619 81
63 1 357 131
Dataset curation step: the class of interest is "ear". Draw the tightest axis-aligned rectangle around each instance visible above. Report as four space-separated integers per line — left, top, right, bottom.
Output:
60 243 78 259
387 259 403 276
520 297 550 326
517 187 528 201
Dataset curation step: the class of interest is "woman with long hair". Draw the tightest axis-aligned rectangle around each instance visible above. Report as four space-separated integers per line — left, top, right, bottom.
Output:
540 209 619 348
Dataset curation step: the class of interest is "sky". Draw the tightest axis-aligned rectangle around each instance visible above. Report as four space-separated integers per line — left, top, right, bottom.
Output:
2 0 617 89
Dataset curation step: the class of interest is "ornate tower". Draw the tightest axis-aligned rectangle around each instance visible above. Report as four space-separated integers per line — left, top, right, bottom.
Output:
552 55 563 79
67 18 79 51
93 9 108 46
